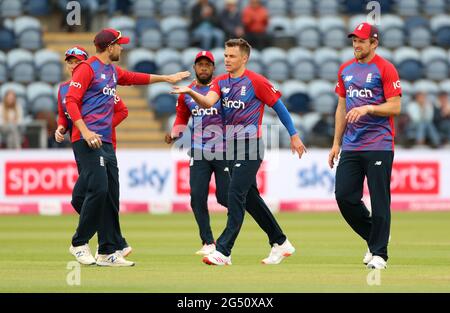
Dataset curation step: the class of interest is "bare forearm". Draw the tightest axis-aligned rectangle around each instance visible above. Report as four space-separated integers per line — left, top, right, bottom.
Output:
368 98 401 117
149 74 169 84
333 103 346 146
73 119 89 136
188 90 215 108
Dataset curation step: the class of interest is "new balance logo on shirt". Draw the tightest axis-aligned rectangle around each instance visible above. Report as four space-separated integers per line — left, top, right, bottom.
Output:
375 161 382 166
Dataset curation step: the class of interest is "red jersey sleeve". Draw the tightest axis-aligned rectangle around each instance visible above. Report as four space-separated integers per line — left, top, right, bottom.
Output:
57 85 68 129
251 72 281 107
335 64 346 98
172 93 191 138
112 96 128 127
65 63 94 122
380 61 402 99
116 66 150 86
208 76 222 97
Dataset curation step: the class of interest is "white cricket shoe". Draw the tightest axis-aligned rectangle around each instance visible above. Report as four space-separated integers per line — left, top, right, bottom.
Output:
195 243 216 256
367 256 387 269
69 244 96 265
95 245 133 260
363 249 373 265
261 239 295 265
96 251 135 267
202 250 232 265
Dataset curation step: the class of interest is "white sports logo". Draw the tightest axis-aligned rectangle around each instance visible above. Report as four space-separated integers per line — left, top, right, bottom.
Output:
103 86 117 97
191 106 218 116
221 87 230 94
366 73 372 83
222 98 246 109
344 75 353 82
70 81 82 88
346 85 373 98
393 80 401 89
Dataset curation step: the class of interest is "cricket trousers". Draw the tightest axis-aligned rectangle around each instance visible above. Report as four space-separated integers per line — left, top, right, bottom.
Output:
189 149 230 245
335 150 394 261
216 139 287 257
71 141 126 254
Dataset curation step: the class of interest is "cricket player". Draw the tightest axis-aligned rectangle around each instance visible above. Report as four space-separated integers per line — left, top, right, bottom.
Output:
66 28 190 266
166 50 229 256
329 22 402 269
172 38 306 265
55 45 131 258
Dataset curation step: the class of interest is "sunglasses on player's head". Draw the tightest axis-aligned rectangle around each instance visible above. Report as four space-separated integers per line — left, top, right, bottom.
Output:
108 30 122 47
65 47 88 59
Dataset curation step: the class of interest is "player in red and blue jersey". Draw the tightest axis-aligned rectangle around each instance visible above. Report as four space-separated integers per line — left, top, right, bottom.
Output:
166 51 229 256
66 28 190 266
172 38 307 266
55 45 131 258
329 23 402 269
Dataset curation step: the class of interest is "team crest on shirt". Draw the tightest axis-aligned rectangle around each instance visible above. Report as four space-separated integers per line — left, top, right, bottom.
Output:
221 87 230 94
366 73 372 83
240 86 246 96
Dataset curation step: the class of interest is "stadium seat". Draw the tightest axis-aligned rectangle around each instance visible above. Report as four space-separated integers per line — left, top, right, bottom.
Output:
215 61 227 75
340 47 355 63
266 0 288 17
405 16 432 48
261 47 289 82
290 0 313 16
396 0 420 16
422 0 446 15
127 48 157 74
430 14 450 47
439 79 450 94
210 47 225 65
292 16 321 49
0 26 16 50
344 0 365 13
0 0 23 17
160 17 190 49
319 16 347 49
268 16 294 47
139 28 163 50
421 47 449 81
7 48 35 84
159 0 183 17
13 16 42 50
0 82 27 110
435 25 450 48
281 80 310 114
181 47 201 70
147 83 177 116
27 82 55 114
155 48 183 75
376 47 393 62
34 49 62 84
25 0 50 16
287 47 315 81
136 17 159 36
308 80 337 114
314 48 340 81
0 51 7 83
132 0 156 17
399 80 413 109
347 14 368 33
413 79 439 96
316 0 340 15
393 47 424 81
108 16 137 50
379 15 405 49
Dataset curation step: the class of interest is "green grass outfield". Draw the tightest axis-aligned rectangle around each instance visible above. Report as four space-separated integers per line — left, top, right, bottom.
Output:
0 212 449 292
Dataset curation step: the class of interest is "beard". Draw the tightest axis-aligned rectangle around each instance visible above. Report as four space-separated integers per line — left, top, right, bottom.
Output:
196 73 213 85
354 50 369 60
110 53 120 62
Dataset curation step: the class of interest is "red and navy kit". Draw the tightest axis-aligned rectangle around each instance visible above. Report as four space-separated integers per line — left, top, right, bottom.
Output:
174 82 223 151
65 56 148 144
209 69 281 139
57 80 128 150
335 54 402 151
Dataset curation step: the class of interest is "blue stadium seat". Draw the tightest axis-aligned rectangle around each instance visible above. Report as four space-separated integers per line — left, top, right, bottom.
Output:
27 82 55 114
261 47 289 82
14 16 42 50
413 79 439 96
7 48 35 84
289 0 313 16
281 80 310 114
347 14 368 33
379 15 405 49
405 16 432 48
136 17 159 36
268 16 295 48
396 0 420 16
159 0 183 17
421 47 449 81
287 47 315 81
139 28 163 50
319 16 347 49
344 0 365 14
316 0 340 15
155 48 183 75
0 51 7 83
0 26 16 50
0 0 23 17
422 0 446 15
293 16 320 49
308 80 337 114
431 15 450 48
435 26 450 48
394 47 424 81
147 83 177 116
314 48 340 81
132 0 156 17
161 17 190 49
25 0 51 16
439 79 450 94
127 48 157 73
266 0 288 16
376 47 394 62
34 49 62 84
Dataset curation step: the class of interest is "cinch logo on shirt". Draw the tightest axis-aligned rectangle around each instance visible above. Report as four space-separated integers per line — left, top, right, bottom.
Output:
102 86 117 97
191 106 218 116
70 81 82 88
346 86 373 98
222 97 246 109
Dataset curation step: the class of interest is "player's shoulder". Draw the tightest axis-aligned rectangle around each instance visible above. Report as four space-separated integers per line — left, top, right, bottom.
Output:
214 73 229 82
339 58 357 72
244 69 267 81
373 54 397 72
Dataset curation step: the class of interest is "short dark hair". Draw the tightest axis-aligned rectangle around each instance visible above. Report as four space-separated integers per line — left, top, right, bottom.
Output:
96 45 107 53
225 38 251 57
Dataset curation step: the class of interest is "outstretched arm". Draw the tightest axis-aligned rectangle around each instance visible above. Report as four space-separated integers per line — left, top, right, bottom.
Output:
171 87 220 109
